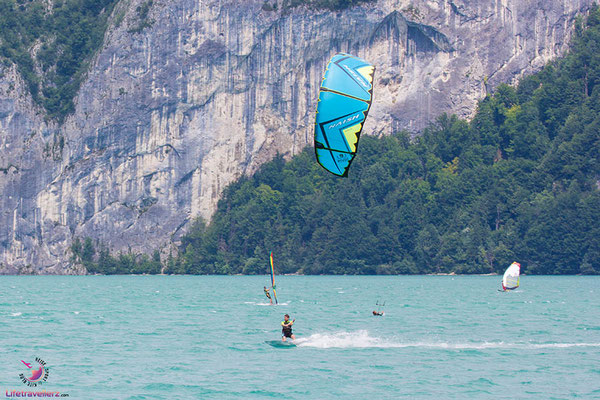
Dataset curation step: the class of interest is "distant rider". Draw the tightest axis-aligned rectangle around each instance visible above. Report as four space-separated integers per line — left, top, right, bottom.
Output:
264 286 273 304
281 314 296 341
372 310 384 316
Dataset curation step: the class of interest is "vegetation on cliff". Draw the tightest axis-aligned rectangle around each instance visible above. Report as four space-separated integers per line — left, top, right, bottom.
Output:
0 0 120 122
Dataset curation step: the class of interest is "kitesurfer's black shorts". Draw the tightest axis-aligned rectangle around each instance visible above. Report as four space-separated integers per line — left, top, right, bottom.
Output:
282 330 293 338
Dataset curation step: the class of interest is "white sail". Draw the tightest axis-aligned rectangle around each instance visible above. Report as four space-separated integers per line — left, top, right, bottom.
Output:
502 262 521 290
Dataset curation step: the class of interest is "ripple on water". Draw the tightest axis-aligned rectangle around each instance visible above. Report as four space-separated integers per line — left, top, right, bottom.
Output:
1 275 598 399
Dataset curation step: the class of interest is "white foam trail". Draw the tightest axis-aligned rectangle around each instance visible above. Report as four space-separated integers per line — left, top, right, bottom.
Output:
295 331 600 350
11 312 22 317
296 330 390 348
529 343 600 348
244 301 289 306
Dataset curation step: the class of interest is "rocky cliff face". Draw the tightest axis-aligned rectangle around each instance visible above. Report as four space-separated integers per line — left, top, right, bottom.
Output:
0 0 593 273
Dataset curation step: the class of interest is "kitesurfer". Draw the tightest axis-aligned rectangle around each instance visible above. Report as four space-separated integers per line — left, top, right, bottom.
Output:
373 300 385 316
281 314 295 341
264 286 273 304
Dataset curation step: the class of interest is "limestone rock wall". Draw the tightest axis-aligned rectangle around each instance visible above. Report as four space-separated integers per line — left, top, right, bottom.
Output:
0 0 593 273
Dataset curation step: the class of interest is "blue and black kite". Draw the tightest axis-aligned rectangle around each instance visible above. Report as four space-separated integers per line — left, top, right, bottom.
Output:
314 53 375 177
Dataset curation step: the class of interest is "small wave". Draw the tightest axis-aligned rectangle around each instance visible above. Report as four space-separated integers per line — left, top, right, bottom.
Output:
295 331 600 350
245 301 289 306
11 312 22 317
244 301 268 306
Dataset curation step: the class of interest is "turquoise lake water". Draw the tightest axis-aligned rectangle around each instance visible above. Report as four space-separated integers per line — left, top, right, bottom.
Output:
1 276 599 399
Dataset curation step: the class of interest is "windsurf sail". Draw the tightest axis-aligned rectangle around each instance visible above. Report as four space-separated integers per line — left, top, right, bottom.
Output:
314 53 375 177
502 262 521 290
270 251 278 304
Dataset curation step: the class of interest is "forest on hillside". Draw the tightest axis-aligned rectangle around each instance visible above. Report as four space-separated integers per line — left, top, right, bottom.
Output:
76 6 600 275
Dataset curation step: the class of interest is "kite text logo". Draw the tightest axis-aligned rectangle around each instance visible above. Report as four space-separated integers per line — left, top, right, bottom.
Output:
342 65 369 89
19 358 49 387
327 113 361 129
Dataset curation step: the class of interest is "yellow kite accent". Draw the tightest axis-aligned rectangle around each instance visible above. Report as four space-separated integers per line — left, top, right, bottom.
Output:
343 123 362 152
357 65 375 83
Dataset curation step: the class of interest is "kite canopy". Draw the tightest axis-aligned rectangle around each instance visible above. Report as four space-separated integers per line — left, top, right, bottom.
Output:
314 53 375 177
502 262 521 290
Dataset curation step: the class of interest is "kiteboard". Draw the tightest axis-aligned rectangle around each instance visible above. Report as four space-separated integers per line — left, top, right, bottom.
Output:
265 340 296 348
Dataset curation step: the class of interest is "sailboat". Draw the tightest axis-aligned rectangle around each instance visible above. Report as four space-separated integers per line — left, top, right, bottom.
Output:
500 262 521 291
269 251 278 304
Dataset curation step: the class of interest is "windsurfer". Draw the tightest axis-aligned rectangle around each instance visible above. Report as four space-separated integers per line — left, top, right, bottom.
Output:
500 262 521 291
281 314 296 341
264 286 273 304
